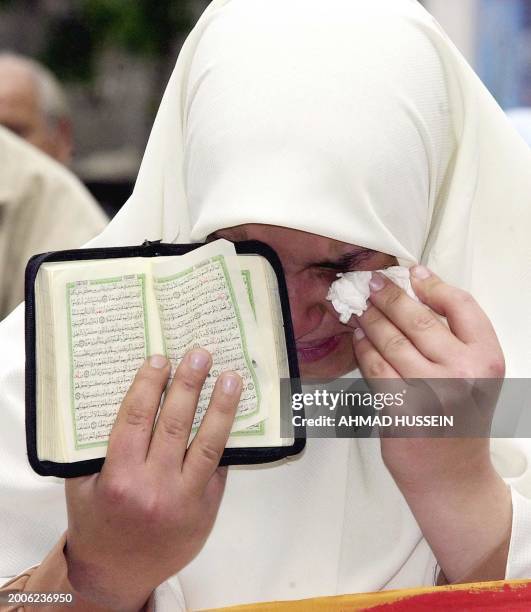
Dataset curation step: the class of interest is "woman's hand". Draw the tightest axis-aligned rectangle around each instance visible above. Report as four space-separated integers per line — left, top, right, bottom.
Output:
353 265 505 484
65 349 242 611
352 265 512 583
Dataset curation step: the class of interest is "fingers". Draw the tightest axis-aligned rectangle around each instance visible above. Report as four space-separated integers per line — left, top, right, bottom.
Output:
183 372 242 494
357 267 505 382
409 266 500 349
104 347 241 499
147 348 212 470
353 327 402 380
358 302 437 378
366 271 464 365
105 355 170 470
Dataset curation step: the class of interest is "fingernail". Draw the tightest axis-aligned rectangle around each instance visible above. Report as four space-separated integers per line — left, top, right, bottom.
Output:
411 265 431 280
369 272 386 292
188 348 211 370
221 372 241 394
149 354 168 369
354 328 366 341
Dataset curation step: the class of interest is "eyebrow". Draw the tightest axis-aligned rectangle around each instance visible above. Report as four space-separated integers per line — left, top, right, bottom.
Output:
313 249 376 269
207 233 376 269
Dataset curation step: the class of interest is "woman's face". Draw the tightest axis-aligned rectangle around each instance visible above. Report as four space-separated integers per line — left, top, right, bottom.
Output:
209 224 398 378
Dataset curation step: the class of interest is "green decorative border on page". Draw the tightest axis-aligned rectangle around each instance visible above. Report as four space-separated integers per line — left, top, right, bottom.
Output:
231 269 266 437
230 420 266 437
66 274 149 450
215 255 261 425
241 269 256 320
154 255 261 429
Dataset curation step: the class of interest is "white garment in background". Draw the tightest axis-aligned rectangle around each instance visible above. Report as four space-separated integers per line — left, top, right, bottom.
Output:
1 1 531 610
0 126 107 319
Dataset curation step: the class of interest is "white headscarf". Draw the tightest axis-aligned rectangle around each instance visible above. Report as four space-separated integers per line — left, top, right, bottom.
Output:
2 0 531 608
93 0 531 379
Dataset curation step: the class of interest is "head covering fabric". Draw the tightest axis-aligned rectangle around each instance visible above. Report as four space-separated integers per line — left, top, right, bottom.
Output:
1 0 531 609
94 0 531 379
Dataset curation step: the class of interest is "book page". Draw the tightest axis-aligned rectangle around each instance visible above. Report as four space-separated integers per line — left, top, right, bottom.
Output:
227 256 294 448
67 274 147 448
153 240 270 433
37 258 164 462
36 245 290 464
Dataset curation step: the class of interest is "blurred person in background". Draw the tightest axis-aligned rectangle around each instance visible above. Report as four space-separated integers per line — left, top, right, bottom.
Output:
0 52 73 165
0 125 107 319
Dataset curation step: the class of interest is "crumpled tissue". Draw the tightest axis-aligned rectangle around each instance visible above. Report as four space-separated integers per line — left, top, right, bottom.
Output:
327 266 419 324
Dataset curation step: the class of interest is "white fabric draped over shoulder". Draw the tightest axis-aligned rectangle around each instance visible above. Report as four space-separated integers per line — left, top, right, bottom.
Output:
1 0 531 609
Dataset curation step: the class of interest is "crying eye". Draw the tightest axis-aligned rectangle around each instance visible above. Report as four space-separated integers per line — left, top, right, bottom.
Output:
314 267 345 281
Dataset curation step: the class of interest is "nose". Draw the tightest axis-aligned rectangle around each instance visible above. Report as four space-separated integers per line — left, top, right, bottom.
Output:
286 274 327 340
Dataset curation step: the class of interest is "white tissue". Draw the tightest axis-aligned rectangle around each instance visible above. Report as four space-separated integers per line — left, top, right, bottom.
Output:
326 266 418 324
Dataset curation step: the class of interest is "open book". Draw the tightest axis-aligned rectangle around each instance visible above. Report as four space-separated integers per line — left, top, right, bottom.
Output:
26 240 303 477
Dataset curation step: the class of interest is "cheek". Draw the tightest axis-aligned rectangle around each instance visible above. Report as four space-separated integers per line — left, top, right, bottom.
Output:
299 333 357 379
286 271 332 309
302 273 333 296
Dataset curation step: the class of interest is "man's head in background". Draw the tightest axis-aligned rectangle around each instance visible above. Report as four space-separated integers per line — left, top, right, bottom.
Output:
0 52 72 164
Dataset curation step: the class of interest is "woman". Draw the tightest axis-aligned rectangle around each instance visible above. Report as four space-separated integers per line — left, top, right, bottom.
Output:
2 0 531 609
